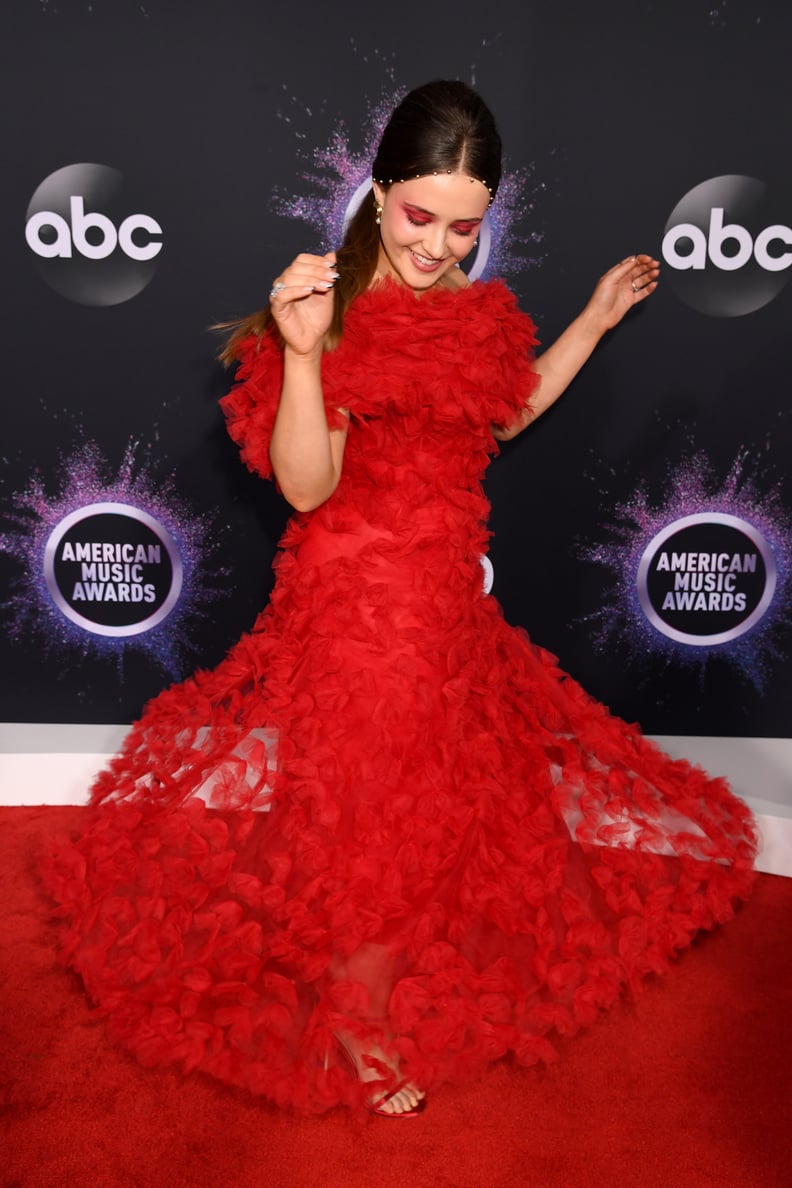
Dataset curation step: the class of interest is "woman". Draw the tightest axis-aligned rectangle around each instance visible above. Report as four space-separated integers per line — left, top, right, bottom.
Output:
44 81 756 1118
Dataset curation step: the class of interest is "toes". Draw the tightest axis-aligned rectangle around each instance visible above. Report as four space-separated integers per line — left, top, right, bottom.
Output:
384 1084 424 1114
389 1090 412 1115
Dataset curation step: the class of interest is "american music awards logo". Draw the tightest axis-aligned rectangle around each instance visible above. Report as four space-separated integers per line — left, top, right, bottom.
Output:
0 441 224 675
580 450 791 688
636 513 775 646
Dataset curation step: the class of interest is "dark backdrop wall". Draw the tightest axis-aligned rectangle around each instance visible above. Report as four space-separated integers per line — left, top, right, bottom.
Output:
1 0 790 742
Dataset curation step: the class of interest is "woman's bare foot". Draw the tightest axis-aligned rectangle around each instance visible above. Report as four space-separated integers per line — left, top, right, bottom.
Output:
335 1031 425 1116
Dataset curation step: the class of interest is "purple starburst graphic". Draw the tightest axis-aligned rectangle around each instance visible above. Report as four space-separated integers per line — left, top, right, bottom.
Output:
0 440 225 676
272 83 545 279
579 449 792 689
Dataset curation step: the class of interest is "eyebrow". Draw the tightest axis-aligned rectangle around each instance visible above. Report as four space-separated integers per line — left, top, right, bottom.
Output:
403 201 483 225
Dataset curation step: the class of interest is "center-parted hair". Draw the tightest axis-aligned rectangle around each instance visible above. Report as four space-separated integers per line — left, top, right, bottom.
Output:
221 80 502 361
373 80 501 199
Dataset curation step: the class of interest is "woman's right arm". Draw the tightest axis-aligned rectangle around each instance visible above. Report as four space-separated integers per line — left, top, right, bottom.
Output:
267 252 349 512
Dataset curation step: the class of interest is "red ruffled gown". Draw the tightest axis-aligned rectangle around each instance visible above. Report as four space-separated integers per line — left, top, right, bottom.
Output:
42 279 757 1113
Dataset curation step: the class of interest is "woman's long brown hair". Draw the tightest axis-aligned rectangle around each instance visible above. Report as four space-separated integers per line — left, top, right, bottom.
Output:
217 193 381 365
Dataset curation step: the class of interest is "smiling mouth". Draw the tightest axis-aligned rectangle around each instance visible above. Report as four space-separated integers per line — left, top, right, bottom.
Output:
409 249 445 270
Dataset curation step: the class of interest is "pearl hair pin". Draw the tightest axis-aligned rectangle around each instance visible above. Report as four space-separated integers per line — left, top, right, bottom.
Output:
373 170 494 205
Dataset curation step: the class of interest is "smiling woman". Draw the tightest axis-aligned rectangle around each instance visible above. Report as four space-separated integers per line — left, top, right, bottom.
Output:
42 80 754 1123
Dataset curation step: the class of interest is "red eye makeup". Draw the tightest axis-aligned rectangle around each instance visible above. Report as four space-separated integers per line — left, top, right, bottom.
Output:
403 204 482 236
450 220 480 236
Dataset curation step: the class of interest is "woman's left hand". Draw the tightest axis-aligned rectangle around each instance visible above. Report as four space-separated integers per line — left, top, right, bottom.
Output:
584 253 660 333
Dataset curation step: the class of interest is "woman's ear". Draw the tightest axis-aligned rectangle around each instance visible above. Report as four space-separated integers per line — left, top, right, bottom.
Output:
372 181 386 209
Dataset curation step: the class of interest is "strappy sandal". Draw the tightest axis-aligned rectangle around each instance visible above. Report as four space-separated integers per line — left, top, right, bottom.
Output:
366 1080 427 1119
334 1032 426 1118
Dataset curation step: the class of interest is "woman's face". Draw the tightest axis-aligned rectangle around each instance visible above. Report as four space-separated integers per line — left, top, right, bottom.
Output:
372 172 490 291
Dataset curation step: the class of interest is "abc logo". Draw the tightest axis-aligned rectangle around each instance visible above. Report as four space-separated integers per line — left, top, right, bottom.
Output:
25 163 163 306
662 175 791 317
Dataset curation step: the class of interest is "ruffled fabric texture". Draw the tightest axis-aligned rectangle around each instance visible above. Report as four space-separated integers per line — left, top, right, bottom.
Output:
42 279 757 1115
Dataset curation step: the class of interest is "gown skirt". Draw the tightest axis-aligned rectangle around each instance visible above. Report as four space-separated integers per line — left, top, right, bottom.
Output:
41 279 757 1114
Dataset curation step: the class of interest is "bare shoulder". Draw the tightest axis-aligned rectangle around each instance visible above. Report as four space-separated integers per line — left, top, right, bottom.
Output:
440 266 471 292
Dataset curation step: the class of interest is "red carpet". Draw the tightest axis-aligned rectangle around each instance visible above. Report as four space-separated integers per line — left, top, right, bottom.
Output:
1 806 789 1188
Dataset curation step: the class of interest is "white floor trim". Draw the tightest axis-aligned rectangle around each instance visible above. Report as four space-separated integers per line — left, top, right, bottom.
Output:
1 725 789 876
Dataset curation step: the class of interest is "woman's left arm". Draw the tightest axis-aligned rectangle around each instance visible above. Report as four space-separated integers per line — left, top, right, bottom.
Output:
493 254 659 441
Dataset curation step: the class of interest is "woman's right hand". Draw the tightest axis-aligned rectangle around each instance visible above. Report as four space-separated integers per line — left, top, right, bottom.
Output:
268 252 339 357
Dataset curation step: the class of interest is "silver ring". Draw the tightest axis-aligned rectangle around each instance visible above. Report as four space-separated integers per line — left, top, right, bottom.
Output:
269 281 287 299
631 281 639 293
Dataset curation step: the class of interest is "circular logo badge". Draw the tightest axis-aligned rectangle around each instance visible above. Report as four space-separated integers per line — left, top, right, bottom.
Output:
44 503 183 637
637 513 776 646
661 175 792 316
480 554 494 595
25 163 163 306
